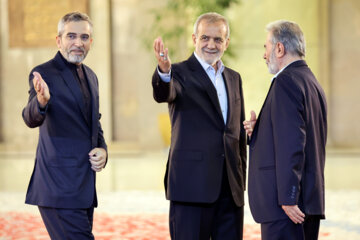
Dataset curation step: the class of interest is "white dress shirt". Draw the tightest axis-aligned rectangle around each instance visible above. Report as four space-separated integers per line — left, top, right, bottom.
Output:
157 52 228 123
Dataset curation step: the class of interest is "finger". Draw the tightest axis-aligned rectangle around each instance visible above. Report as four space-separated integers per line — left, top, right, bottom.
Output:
287 209 304 224
33 71 40 79
292 214 304 224
90 159 105 169
154 38 163 59
32 75 38 86
154 37 161 53
33 72 43 83
163 48 169 61
153 38 158 52
37 81 43 93
91 165 102 172
33 77 39 91
88 148 98 157
295 208 305 217
41 81 47 93
250 110 256 121
90 158 101 166
159 40 164 56
90 155 105 163
39 84 44 95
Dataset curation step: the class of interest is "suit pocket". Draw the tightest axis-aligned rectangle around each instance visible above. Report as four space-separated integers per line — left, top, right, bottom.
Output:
172 150 203 162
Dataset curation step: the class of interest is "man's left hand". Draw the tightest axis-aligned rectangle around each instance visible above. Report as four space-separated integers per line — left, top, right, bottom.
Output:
88 148 107 172
282 205 305 224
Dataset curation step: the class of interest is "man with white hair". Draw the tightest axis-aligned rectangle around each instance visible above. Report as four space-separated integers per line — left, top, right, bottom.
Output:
152 12 247 239
244 20 327 240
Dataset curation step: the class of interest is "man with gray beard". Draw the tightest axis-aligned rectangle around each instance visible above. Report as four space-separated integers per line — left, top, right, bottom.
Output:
244 20 327 240
22 12 107 239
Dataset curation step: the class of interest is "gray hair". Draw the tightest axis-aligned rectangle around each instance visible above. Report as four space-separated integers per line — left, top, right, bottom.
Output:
58 12 93 36
266 20 306 57
193 12 230 39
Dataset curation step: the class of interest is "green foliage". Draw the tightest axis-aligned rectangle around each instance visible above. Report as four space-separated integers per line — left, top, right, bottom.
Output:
143 0 239 63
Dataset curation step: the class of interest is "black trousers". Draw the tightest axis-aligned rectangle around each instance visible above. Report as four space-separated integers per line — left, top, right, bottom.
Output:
261 215 321 240
169 166 244 240
38 206 95 240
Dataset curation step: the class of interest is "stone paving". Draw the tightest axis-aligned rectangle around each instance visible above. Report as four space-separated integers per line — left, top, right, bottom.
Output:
0 190 360 239
1 150 359 239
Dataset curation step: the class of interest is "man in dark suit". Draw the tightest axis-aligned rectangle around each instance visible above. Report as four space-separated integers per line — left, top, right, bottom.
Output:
244 20 327 240
152 12 247 240
22 12 107 239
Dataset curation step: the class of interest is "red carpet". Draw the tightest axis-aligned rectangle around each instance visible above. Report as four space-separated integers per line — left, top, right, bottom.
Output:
0 211 330 239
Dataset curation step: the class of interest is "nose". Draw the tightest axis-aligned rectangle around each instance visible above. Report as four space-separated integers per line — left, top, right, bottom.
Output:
74 37 83 46
207 39 216 49
263 52 266 60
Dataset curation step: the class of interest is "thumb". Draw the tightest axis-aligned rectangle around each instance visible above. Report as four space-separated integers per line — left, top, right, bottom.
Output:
88 148 98 156
250 110 256 121
33 71 42 81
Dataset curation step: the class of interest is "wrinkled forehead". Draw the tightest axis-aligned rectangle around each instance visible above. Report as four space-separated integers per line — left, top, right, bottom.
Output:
63 21 92 35
197 20 227 37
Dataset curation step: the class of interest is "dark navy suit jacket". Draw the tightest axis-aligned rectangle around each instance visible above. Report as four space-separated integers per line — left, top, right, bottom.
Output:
248 60 327 223
152 54 247 207
22 52 107 209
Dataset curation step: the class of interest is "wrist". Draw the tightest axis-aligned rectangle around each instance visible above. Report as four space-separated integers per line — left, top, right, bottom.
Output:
159 65 171 74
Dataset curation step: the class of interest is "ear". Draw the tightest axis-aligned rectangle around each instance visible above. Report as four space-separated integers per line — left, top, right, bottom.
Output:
224 38 230 51
275 42 285 57
192 34 197 46
56 36 61 48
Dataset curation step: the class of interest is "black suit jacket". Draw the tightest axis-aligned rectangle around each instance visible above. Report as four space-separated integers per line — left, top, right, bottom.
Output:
22 52 107 209
248 60 327 223
152 54 247 207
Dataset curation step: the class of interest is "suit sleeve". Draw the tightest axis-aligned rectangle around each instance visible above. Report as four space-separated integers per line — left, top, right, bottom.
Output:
238 73 247 190
152 67 177 103
22 70 49 128
271 75 306 206
97 113 107 149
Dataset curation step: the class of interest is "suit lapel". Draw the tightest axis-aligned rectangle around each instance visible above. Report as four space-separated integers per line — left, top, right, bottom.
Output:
251 79 275 142
252 60 306 141
187 54 224 123
222 69 233 126
83 66 98 130
53 52 88 123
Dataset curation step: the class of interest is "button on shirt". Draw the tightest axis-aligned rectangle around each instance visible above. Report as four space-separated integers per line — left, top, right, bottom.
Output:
158 52 228 123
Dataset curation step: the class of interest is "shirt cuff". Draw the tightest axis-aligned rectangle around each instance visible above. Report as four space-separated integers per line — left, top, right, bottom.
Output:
157 66 171 83
37 100 48 115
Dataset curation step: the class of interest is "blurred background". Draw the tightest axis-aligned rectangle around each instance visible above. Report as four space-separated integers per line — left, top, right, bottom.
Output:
0 0 359 191
0 0 359 238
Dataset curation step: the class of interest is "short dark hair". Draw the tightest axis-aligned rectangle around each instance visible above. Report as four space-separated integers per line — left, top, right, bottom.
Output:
58 12 93 36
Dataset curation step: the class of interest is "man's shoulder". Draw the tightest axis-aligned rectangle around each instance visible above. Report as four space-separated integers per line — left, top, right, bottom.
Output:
172 58 190 69
31 57 57 74
224 66 240 77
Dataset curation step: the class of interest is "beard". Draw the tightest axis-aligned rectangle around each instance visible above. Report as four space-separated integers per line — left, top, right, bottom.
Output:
267 49 279 74
63 47 88 64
